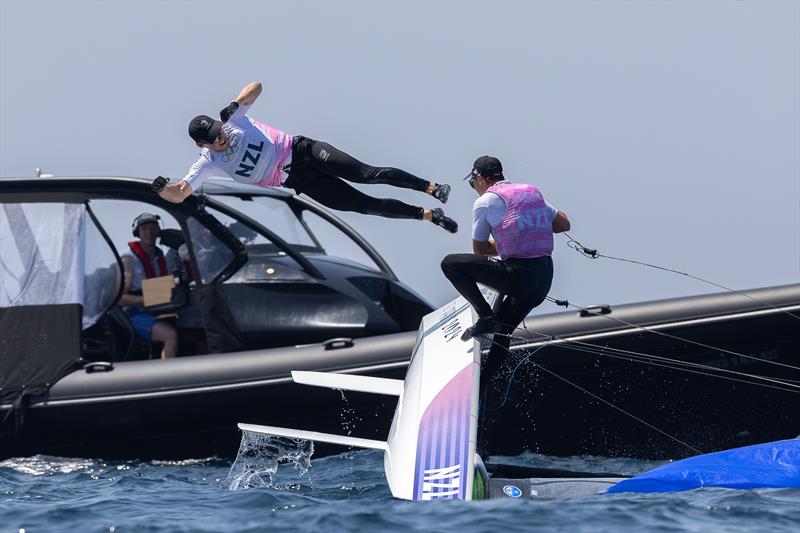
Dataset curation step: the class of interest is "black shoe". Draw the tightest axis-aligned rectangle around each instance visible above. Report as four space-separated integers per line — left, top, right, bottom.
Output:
430 208 458 233
430 183 450 204
461 316 502 341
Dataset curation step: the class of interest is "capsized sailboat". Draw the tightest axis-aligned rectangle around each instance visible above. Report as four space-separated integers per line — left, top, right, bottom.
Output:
236 290 800 500
239 289 496 500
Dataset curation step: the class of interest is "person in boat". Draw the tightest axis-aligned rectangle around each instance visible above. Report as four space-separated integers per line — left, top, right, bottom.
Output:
154 81 458 233
118 213 179 359
440 156 571 400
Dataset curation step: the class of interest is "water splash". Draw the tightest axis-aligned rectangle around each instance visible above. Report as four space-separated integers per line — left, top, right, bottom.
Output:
225 431 314 491
337 389 362 436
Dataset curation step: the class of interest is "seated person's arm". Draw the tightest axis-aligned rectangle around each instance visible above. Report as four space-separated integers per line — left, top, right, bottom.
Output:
473 239 498 256
552 210 571 233
118 256 145 307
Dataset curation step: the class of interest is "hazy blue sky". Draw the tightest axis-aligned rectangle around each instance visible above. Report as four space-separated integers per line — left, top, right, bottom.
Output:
2 0 798 310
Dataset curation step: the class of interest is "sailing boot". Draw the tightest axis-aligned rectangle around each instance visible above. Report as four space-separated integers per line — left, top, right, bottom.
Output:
461 315 502 341
430 208 458 233
430 183 451 204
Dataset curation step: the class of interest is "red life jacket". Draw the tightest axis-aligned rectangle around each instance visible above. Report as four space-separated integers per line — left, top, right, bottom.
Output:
128 241 168 278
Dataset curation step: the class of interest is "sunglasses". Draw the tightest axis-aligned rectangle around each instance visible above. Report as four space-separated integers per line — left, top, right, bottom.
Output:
203 131 223 145
465 169 479 190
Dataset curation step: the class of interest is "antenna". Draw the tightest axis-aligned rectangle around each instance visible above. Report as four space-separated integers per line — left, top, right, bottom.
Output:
34 168 55 178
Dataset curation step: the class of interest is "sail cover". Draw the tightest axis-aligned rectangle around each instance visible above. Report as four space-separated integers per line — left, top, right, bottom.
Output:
0 203 85 310
0 202 119 329
607 438 800 493
0 203 92 412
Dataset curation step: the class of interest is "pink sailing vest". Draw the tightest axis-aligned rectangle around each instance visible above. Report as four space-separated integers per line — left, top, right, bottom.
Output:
487 181 554 260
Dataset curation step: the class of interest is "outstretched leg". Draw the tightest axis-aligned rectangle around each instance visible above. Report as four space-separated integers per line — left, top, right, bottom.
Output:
301 138 446 195
286 166 425 219
285 151 457 230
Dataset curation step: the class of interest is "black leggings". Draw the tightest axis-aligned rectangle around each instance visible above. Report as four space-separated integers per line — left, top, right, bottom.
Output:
440 253 553 396
283 136 429 219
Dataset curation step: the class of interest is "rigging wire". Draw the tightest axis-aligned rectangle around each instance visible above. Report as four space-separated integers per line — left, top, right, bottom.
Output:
562 232 800 322
541 338 800 393
478 303 800 390
544 296 800 372
502 332 800 392
472 230 798 456
572 349 799 393
495 326 800 391
482 335 704 455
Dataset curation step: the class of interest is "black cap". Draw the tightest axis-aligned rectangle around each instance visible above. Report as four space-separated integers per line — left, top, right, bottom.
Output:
188 115 223 144
471 156 504 180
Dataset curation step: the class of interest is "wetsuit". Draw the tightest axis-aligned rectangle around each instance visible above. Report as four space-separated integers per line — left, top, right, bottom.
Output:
181 104 428 220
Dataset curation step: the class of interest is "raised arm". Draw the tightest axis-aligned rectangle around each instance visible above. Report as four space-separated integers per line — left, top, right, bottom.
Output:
234 81 262 106
220 81 262 122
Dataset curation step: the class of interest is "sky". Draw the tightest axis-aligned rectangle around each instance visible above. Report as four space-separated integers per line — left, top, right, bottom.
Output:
1 0 798 311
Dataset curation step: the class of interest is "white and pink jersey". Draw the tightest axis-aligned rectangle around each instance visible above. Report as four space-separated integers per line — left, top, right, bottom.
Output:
181 103 293 191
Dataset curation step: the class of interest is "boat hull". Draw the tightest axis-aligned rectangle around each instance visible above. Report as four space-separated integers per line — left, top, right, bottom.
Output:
2 285 798 460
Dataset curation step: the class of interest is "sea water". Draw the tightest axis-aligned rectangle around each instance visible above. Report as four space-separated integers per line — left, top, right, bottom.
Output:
2 441 798 533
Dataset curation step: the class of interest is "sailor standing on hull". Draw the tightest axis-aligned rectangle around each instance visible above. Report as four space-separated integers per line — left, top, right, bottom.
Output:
440 156 571 445
153 81 458 233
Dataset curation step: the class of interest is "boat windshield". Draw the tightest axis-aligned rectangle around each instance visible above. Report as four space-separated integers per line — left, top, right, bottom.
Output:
210 195 319 250
210 194 383 273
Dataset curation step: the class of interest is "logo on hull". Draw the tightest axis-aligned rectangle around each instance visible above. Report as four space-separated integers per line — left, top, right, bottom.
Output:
421 464 462 500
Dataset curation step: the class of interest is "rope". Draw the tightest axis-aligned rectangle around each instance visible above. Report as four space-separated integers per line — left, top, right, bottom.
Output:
562 232 800 322
485 339 554 411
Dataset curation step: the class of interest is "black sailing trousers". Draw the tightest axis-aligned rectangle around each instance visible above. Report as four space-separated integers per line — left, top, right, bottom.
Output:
441 252 553 455
440 253 554 395
283 136 429 219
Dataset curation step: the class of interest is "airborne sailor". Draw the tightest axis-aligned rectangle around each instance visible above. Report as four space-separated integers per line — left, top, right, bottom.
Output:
154 81 457 233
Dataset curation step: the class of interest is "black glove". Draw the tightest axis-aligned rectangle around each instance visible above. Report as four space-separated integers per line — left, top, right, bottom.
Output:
152 176 169 193
220 101 240 123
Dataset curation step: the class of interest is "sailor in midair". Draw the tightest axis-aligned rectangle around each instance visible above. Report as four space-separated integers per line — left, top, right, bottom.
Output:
440 156 571 442
153 81 457 233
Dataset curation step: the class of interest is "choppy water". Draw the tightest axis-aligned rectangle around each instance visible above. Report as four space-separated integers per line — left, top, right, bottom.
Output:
2 443 798 533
